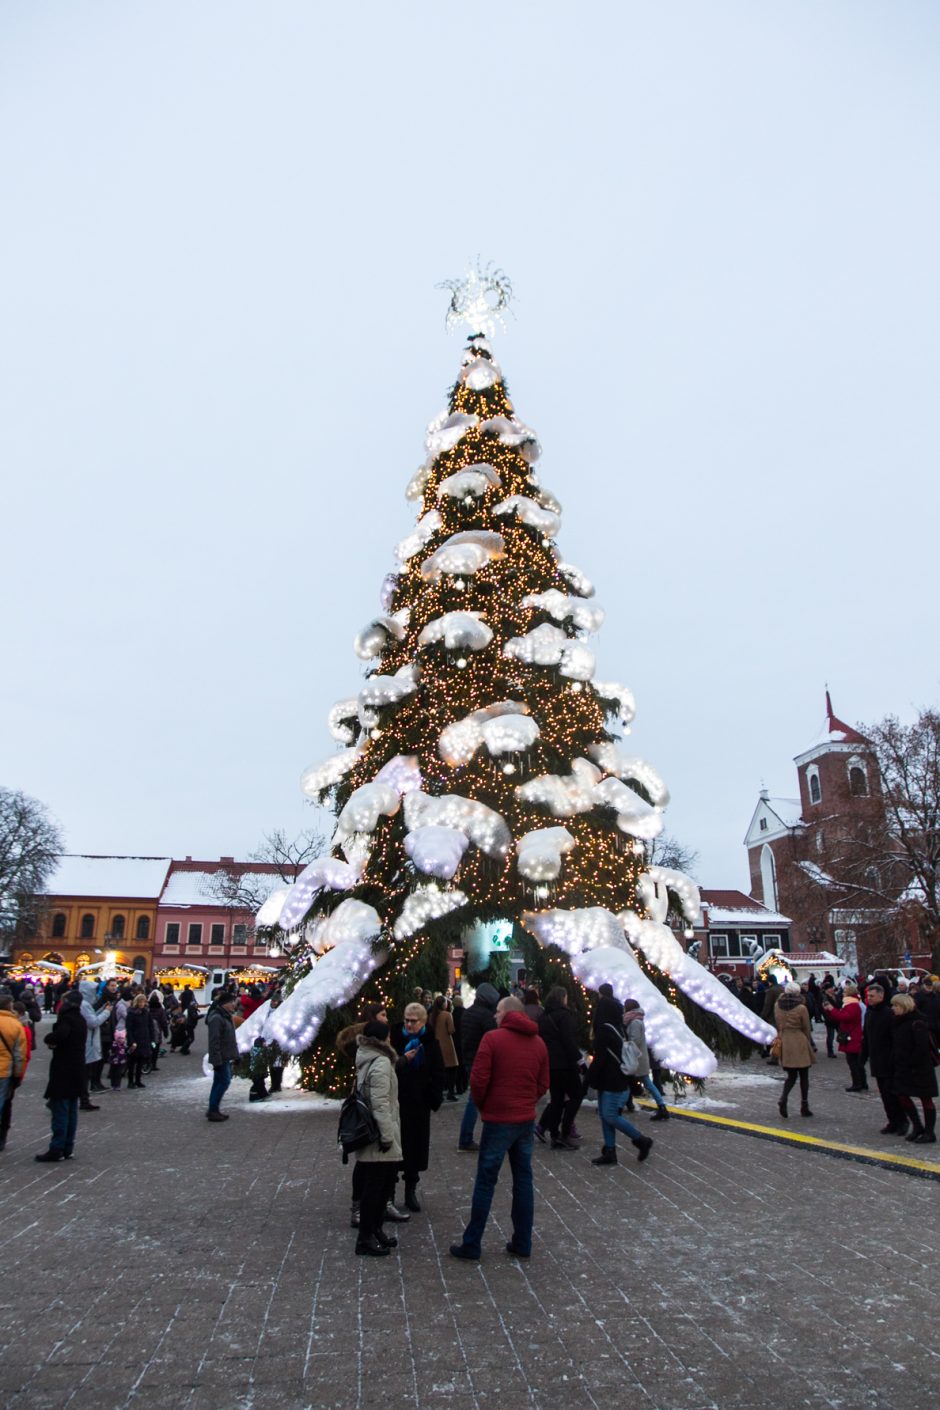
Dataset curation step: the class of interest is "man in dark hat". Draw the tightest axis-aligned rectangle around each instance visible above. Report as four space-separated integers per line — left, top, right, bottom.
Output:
36 990 87 1163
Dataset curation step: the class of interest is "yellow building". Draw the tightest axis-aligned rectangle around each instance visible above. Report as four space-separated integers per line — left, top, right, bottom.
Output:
15 855 171 978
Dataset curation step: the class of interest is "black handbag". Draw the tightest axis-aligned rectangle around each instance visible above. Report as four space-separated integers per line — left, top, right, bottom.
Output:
337 1083 379 1164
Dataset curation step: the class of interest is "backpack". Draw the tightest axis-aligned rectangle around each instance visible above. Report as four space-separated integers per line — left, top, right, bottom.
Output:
337 1081 379 1164
604 1022 641 1077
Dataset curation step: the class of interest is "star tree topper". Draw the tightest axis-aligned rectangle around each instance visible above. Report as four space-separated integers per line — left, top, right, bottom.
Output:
439 260 514 338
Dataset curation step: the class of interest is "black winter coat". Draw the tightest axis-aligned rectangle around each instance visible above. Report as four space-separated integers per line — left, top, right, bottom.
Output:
391 1024 445 1174
862 1003 895 1081
588 997 631 1094
538 1000 581 1071
460 985 499 1070
125 1008 152 1055
915 991 940 1041
44 1006 88 1100
891 1012 939 1099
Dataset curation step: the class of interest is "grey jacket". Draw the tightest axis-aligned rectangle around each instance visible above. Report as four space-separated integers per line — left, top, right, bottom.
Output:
354 1036 402 1163
79 982 111 1064
624 1013 652 1078
207 1004 239 1067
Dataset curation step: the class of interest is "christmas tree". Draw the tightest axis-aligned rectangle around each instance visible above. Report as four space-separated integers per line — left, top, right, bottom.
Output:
243 268 775 1091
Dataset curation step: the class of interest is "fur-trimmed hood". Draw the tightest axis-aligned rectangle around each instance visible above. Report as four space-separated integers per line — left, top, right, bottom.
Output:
336 1021 366 1060
355 1033 398 1066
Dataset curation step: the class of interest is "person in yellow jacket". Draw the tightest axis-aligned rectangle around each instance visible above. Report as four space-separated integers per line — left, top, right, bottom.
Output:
0 992 28 1150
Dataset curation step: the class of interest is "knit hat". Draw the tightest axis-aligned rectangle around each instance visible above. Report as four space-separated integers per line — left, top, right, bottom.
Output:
784 982 800 995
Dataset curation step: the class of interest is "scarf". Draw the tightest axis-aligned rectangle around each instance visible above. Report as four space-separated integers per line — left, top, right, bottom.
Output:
403 1029 425 1069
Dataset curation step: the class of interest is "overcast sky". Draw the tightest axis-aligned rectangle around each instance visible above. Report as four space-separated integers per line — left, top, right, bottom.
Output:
2 1 938 891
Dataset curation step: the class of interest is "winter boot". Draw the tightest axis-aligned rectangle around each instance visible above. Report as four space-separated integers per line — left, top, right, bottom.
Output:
384 1201 411 1223
904 1109 926 1142
633 1136 653 1162
778 1098 788 1119
374 1228 399 1249
800 1103 813 1117
404 1181 421 1213
591 1145 617 1166
649 1107 670 1121
914 1109 936 1144
894 1115 911 1138
355 1235 390 1257
349 1200 361 1229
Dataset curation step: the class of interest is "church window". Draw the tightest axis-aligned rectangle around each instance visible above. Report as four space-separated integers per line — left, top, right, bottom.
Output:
849 765 868 797
809 770 821 804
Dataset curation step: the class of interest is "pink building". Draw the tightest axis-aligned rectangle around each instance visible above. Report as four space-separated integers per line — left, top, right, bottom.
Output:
153 857 297 977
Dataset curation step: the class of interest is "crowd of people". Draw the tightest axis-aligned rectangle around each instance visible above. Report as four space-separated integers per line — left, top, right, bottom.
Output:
334 978 667 1259
0 971 276 1159
767 971 940 1142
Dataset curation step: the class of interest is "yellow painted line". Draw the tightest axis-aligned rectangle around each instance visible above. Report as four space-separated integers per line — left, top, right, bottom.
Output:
637 1103 940 1180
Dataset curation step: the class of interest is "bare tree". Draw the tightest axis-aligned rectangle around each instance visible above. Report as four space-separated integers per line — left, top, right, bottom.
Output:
805 709 940 967
208 827 326 916
648 832 700 879
0 787 64 946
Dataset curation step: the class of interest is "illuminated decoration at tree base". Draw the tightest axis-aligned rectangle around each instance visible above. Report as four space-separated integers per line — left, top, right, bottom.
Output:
242 273 771 1084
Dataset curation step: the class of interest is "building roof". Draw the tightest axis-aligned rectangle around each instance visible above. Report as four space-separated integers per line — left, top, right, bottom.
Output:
45 855 172 900
160 867 288 909
799 691 868 755
700 889 792 926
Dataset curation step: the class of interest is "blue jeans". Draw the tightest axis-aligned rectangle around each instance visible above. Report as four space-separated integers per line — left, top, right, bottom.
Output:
208 1062 232 1113
598 1090 642 1147
461 1119 535 1256
49 1098 79 1155
640 1074 666 1108
459 1091 479 1147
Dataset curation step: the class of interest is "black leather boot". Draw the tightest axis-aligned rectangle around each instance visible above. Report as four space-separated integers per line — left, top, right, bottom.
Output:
404 1181 421 1213
591 1145 617 1166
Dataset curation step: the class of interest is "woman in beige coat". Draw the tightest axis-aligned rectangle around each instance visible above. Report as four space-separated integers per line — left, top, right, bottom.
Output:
431 996 460 1101
354 1021 403 1256
775 982 816 1119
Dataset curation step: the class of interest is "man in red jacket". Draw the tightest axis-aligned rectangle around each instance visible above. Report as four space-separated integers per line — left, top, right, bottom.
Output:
450 995 549 1262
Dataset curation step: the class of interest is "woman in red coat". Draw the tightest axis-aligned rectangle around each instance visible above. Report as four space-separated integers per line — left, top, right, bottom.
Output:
822 982 867 1092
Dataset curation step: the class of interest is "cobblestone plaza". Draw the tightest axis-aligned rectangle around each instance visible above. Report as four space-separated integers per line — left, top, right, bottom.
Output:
1 1031 937 1410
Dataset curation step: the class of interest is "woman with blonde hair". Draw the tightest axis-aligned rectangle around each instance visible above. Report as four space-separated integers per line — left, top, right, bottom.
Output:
391 1002 444 1211
890 993 937 1144
125 993 152 1090
774 982 815 1118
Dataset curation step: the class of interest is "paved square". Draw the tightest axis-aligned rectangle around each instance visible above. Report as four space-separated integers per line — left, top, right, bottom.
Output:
1 1026 937 1410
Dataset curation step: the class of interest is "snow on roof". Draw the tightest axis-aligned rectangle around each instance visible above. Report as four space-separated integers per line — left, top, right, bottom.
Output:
798 692 868 755
160 869 288 908
45 855 171 899
764 797 804 829
779 951 843 967
700 890 792 926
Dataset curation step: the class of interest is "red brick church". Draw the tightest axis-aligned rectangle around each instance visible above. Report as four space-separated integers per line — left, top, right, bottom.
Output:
743 693 925 973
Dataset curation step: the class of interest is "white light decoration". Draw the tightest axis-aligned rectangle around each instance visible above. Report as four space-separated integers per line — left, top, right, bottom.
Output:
515 758 600 816
533 485 562 514
593 680 637 727
373 753 422 796
588 743 670 807
420 530 506 581
404 825 469 880
571 944 718 1079
493 495 561 538
620 911 777 1046
393 882 468 939
557 562 594 597
637 866 702 925
406 461 433 502
417 611 493 653
328 698 360 744
257 901 385 1056
479 414 541 463
521 589 604 634
277 857 363 933
425 409 478 457
300 747 362 799
404 790 511 858
396 509 443 564
437 464 501 500
357 663 419 723
593 776 664 841
354 615 406 660
503 623 595 681
255 887 290 929
439 702 539 767
516 826 577 882
522 905 625 957
335 779 401 838
380 572 399 612
459 355 501 390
